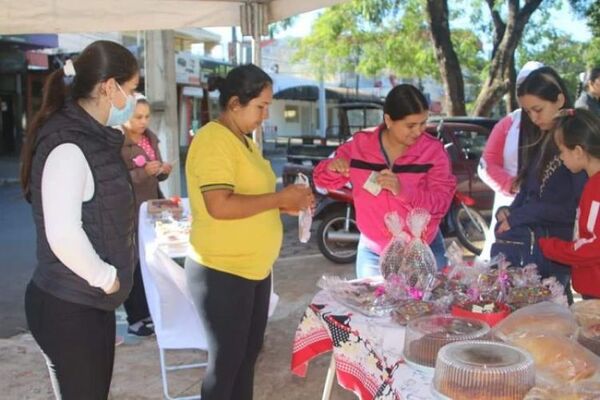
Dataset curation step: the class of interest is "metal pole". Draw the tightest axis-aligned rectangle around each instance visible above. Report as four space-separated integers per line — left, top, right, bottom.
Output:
251 2 263 151
318 72 327 138
145 30 181 197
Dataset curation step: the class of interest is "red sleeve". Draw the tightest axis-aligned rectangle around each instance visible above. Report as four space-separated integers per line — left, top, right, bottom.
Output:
478 115 514 196
539 187 600 267
312 140 353 190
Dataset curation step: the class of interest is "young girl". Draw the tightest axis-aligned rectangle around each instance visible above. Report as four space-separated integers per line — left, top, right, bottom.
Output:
539 108 600 299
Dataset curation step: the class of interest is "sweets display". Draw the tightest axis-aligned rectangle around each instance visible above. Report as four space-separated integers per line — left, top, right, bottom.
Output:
391 300 435 325
432 341 535 400
317 277 400 317
155 218 190 256
147 198 183 220
403 315 490 371
507 286 552 308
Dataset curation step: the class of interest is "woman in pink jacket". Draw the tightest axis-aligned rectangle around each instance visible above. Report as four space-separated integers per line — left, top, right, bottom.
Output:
313 84 456 277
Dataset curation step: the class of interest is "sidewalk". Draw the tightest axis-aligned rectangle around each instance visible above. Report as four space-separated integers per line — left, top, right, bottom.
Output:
0 217 357 400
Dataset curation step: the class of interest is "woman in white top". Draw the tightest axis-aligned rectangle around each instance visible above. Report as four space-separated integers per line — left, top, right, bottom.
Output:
21 41 139 400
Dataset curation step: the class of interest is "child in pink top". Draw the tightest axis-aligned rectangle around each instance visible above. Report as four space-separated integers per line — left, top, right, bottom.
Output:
313 84 456 277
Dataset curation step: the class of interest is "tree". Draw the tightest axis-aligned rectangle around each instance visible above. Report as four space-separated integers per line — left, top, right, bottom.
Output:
470 0 544 116
294 0 485 115
518 29 586 98
426 0 466 115
296 0 549 116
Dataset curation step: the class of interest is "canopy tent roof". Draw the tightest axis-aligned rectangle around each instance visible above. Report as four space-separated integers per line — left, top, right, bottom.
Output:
0 0 346 35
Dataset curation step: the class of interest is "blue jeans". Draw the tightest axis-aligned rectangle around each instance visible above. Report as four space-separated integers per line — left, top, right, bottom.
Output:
355 231 447 278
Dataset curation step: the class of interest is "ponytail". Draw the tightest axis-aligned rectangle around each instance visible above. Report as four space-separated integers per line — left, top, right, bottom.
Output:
19 40 139 201
20 68 69 201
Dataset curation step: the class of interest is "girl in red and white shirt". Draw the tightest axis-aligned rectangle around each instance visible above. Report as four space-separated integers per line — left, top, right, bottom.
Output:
539 108 600 298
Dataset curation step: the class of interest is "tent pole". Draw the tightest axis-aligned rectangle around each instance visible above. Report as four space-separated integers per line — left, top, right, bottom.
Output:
145 30 181 197
251 2 263 152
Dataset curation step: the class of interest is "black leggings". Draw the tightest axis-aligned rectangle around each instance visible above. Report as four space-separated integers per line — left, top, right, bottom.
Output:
123 261 150 325
24 282 116 400
185 259 270 400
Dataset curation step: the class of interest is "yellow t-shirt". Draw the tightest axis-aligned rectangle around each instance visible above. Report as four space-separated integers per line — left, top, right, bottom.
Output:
185 121 283 280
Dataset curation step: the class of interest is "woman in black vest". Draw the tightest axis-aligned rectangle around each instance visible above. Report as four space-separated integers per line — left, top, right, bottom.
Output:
20 41 139 400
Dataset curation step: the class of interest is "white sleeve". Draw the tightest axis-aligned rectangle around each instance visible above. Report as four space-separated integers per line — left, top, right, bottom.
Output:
42 143 117 293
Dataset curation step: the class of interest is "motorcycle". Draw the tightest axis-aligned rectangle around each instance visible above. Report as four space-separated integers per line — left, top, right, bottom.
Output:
314 186 489 264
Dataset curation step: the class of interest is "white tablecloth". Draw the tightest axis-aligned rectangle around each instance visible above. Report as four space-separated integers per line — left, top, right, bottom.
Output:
138 199 279 351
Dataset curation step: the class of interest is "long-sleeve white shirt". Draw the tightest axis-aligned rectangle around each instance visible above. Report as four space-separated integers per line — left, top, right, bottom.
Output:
41 143 117 293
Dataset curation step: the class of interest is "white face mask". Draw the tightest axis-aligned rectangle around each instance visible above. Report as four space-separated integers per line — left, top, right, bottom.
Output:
106 82 136 127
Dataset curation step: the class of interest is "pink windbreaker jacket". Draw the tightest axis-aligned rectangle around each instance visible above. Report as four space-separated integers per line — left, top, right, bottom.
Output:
313 125 457 254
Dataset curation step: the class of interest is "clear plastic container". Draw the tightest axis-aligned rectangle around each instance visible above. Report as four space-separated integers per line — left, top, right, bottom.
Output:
432 341 535 400
403 315 490 373
577 328 600 357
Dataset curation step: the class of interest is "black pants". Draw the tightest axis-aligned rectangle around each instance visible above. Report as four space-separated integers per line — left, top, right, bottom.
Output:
185 259 270 400
24 282 116 400
123 260 150 325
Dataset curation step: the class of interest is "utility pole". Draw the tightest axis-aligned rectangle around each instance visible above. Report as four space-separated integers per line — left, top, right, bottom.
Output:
145 30 181 196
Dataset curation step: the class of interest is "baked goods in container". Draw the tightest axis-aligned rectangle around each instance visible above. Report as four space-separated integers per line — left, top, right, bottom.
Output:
403 315 490 372
508 331 600 383
577 328 600 357
571 300 600 331
432 341 535 400
524 381 600 400
493 301 577 340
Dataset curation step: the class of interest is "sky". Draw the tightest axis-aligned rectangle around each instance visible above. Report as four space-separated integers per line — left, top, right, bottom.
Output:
204 2 592 61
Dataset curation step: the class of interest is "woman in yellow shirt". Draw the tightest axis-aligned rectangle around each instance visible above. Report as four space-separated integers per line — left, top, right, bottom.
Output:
185 64 313 400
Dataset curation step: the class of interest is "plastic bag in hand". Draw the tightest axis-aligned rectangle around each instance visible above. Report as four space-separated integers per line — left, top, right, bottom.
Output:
398 208 437 296
379 212 410 278
295 172 312 243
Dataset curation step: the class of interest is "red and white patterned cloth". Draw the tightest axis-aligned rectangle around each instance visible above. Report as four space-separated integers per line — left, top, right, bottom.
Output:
291 290 433 400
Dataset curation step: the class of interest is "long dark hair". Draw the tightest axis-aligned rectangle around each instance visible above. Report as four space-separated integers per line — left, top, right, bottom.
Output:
207 64 272 109
577 67 600 98
20 40 139 199
384 84 429 121
514 66 572 187
554 108 600 160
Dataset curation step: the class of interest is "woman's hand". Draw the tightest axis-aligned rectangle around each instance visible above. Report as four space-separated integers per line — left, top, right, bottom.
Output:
160 162 173 175
327 158 350 177
496 219 511 234
510 180 520 195
105 276 120 295
144 160 162 176
278 184 315 212
376 169 400 195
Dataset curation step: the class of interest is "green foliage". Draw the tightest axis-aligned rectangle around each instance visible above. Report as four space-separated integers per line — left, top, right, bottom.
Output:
569 0 600 36
294 0 484 83
517 10 596 97
584 37 600 68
